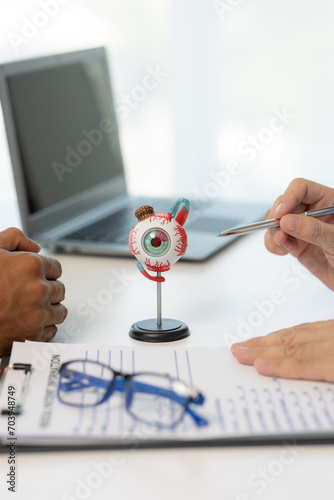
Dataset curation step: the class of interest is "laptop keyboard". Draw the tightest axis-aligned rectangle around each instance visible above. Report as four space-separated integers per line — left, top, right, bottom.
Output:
65 206 138 244
65 198 173 245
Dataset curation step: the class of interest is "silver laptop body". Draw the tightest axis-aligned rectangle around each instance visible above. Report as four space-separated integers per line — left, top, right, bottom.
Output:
0 47 266 261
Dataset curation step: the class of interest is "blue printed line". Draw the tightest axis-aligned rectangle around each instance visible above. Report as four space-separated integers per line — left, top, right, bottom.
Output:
87 350 100 434
263 388 280 431
119 350 123 433
185 350 193 387
303 391 321 428
256 410 267 431
250 389 267 431
279 398 294 430
228 398 239 433
270 411 280 430
275 380 294 430
215 399 225 432
74 352 88 434
289 391 308 430
243 407 253 433
174 351 180 380
313 386 334 428
176 351 188 433
102 351 113 433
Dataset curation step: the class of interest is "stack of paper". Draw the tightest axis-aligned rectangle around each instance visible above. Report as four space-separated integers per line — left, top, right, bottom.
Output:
0 341 334 450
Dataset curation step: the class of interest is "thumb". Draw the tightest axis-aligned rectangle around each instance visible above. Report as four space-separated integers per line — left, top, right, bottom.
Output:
280 214 334 248
0 227 41 252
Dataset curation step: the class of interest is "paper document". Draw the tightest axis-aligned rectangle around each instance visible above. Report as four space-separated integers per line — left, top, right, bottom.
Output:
1 341 334 448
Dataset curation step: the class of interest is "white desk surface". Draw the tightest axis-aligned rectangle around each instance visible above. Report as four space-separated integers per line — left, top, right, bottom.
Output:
1 207 334 500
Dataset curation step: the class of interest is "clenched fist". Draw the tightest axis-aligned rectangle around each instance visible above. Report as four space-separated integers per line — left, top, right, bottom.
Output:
0 227 67 356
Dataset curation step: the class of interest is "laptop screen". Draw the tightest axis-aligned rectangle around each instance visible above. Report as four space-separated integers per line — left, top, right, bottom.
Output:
4 50 124 215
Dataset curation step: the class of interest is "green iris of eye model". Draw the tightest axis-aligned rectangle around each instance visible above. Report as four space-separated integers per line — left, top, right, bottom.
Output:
142 228 171 257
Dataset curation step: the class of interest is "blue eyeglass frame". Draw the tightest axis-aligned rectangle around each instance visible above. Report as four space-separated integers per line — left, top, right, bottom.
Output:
57 359 208 428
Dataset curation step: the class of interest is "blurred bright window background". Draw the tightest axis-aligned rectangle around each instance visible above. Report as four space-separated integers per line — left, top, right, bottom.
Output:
1 0 334 212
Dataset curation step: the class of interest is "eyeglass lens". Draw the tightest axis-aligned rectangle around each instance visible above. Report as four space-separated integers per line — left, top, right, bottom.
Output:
58 360 115 407
126 373 189 427
59 361 194 427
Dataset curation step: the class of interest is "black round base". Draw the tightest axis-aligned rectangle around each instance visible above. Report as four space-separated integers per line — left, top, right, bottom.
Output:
129 318 190 343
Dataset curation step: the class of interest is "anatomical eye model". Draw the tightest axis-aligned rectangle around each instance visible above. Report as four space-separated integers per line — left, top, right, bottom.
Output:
128 198 190 342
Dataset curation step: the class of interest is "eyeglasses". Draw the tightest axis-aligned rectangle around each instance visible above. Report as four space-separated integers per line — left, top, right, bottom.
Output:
57 360 208 429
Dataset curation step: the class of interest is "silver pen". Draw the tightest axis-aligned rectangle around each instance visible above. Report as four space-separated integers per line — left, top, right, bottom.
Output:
217 205 334 237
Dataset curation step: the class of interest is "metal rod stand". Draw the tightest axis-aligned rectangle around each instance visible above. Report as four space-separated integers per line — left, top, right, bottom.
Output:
157 272 162 326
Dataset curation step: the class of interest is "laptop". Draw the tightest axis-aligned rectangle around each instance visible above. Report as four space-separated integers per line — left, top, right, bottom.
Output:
0 47 266 261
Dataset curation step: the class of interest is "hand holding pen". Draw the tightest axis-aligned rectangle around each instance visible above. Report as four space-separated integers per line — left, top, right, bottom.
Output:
229 178 334 384
263 179 334 288
219 178 334 290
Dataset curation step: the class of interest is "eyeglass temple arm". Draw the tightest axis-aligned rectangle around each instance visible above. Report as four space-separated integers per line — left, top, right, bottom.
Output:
61 371 204 405
61 372 203 405
185 406 209 426
61 370 204 405
127 379 204 405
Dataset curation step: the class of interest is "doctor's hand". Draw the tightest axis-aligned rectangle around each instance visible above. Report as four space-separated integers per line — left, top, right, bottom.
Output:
265 178 334 290
0 227 68 356
231 320 334 383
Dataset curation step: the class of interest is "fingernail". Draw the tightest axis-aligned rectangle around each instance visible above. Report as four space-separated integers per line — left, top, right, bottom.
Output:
274 203 284 217
254 358 270 366
232 341 246 347
254 359 275 376
281 214 300 233
273 228 281 244
281 240 292 252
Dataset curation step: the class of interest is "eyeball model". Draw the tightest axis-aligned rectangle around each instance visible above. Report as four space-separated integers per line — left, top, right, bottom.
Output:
129 198 189 282
128 198 190 342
